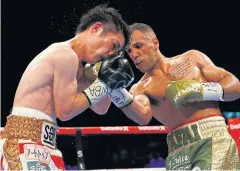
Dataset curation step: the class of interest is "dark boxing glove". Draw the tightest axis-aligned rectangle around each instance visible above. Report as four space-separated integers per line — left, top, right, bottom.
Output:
98 52 134 90
83 52 134 106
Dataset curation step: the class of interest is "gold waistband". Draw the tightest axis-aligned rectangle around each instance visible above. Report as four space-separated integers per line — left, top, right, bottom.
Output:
1 115 58 142
167 116 229 153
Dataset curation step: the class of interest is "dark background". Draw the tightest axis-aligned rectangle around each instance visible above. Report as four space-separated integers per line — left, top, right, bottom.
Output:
2 0 240 127
2 0 240 169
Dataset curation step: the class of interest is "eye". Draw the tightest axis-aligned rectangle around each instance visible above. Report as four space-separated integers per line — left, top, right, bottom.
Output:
135 43 142 49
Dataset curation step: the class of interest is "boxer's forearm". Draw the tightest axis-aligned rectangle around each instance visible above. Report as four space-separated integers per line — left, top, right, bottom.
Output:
121 95 152 125
60 88 111 120
90 96 111 115
79 79 112 115
220 78 240 101
57 93 90 121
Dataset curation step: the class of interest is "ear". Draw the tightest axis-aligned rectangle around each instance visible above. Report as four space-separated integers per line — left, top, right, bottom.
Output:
91 22 104 35
152 38 159 49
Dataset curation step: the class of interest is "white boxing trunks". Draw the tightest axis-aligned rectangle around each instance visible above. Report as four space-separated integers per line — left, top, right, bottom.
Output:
0 107 66 170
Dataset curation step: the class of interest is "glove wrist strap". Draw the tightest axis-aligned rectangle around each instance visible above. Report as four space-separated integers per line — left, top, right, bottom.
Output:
109 89 133 108
201 82 224 101
83 78 111 106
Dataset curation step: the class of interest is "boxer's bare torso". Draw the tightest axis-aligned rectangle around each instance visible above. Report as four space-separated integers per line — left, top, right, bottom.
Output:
13 42 88 118
131 51 221 129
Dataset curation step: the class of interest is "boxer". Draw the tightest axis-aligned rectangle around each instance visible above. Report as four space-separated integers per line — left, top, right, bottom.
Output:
0 5 134 170
84 23 240 170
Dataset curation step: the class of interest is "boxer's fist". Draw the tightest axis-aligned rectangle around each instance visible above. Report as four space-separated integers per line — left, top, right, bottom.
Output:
165 80 223 108
83 52 134 106
83 61 102 83
98 52 134 90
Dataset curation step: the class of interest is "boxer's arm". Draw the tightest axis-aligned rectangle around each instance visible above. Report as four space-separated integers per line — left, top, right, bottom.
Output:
121 85 152 125
53 54 90 121
90 97 111 115
195 50 240 101
80 80 111 115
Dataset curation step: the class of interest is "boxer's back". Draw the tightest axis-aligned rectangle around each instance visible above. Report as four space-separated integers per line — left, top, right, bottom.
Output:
13 42 76 118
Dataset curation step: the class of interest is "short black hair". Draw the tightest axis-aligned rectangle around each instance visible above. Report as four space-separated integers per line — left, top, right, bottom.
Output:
76 4 130 49
129 23 154 33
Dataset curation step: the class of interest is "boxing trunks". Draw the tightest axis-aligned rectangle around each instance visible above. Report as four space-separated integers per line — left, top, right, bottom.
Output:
166 115 239 170
228 117 240 157
0 107 65 170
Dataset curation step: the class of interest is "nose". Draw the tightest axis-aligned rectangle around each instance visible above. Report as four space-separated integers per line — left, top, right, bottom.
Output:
128 48 139 60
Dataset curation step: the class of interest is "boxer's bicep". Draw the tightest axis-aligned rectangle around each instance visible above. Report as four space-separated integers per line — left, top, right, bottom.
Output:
195 50 240 100
194 50 237 82
53 54 79 117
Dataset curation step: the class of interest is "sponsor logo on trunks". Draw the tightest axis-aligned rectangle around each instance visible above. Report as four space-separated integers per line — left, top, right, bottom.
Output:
168 124 201 152
168 154 191 170
24 144 50 164
230 123 240 130
41 121 57 149
138 126 166 131
27 161 51 171
100 126 129 131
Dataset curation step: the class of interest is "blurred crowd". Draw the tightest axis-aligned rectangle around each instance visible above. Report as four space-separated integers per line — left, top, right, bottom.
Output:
58 134 168 170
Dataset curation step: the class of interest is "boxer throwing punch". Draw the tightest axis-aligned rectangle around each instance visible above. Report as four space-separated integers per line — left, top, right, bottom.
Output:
85 23 240 170
125 23 240 170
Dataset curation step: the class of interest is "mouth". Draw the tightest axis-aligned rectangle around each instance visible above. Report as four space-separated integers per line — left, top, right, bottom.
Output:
135 59 143 66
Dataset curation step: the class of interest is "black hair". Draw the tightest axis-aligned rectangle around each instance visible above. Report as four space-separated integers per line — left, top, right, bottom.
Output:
76 4 130 49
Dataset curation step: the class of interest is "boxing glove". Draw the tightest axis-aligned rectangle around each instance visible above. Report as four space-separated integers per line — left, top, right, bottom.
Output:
83 52 134 106
83 61 102 83
83 61 134 108
98 52 134 90
165 80 224 108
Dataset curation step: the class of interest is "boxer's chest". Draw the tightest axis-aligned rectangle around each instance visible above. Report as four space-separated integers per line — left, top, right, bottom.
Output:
167 57 203 81
133 58 203 105
134 75 169 105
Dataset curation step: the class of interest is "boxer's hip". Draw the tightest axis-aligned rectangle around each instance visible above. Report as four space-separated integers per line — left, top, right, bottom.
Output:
0 107 65 170
0 138 65 171
1 106 58 149
167 115 230 153
166 115 239 170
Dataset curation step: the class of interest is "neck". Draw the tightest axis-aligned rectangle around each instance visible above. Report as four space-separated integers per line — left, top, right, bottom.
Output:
149 49 168 74
68 33 86 62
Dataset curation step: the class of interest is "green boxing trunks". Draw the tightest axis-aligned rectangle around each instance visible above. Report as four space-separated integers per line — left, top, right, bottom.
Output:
166 115 239 170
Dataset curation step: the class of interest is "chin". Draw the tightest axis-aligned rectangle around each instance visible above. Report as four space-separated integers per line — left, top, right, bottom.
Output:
137 67 146 73
86 56 97 64
138 66 150 73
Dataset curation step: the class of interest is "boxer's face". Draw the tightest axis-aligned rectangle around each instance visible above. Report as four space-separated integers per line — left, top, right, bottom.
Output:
127 30 158 72
85 22 125 64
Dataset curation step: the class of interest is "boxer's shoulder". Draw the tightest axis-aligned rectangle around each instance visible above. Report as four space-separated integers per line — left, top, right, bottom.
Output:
134 74 167 94
169 49 203 62
182 49 209 63
166 50 204 80
46 42 78 58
